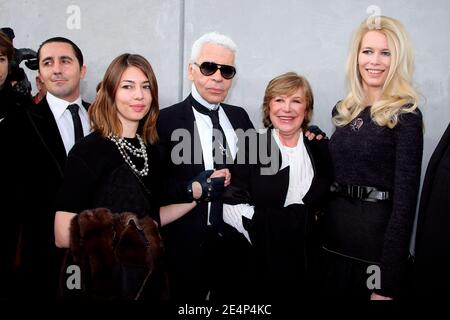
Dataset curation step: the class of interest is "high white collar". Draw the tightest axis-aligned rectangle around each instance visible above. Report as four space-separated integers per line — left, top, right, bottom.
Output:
191 83 220 111
46 92 82 120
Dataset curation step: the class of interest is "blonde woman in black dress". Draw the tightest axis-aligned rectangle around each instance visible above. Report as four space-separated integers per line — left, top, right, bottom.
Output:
321 16 423 300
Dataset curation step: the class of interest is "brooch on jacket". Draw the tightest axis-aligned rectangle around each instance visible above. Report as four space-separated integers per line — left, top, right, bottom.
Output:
350 117 364 132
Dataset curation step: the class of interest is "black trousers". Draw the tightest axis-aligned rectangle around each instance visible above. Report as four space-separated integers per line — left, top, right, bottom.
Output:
166 224 253 303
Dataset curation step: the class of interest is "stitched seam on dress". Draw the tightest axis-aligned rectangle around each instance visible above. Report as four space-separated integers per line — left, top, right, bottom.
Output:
322 246 379 264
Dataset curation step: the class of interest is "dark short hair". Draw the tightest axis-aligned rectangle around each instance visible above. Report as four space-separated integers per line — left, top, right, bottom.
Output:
37 37 84 69
0 31 13 61
0 27 15 41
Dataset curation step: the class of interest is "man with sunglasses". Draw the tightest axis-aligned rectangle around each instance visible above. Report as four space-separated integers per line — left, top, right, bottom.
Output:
157 32 254 302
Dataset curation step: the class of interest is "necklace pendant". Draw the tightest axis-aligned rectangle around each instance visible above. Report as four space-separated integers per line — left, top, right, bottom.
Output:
218 143 227 156
108 133 149 177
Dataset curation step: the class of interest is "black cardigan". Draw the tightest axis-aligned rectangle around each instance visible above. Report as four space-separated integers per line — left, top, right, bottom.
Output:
223 129 333 300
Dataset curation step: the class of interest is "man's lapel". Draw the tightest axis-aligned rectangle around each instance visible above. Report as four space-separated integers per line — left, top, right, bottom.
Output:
28 97 67 173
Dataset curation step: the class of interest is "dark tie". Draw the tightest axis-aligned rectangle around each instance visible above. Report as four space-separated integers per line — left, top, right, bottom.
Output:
67 104 84 143
189 94 233 168
189 94 233 227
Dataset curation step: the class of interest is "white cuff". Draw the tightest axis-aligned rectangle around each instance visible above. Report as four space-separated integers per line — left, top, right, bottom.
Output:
223 203 254 243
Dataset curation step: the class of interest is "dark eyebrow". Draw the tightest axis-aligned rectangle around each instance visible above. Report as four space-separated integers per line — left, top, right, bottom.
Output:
59 55 74 61
41 57 53 63
121 80 150 84
41 55 74 63
361 46 390 51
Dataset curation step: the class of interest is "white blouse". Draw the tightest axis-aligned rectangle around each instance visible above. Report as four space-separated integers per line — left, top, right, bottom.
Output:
272 130 314 206
223 130 315 243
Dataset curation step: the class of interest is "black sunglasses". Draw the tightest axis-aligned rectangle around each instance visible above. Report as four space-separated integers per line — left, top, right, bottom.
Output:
193 61 236 80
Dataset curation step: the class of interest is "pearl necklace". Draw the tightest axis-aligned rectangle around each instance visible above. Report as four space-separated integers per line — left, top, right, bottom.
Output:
108 134 149 176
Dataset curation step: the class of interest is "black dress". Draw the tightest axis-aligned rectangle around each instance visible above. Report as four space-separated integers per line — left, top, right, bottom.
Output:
55 131 164 300
321 105 423 299
223 129 333 301
56 131 160 223
0 79 30 120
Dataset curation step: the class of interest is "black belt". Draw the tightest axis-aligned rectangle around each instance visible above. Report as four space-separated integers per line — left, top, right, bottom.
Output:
331 182 391 202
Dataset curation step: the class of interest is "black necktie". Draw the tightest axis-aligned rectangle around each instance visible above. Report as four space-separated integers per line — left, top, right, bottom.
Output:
189 94 232 228
67 104 84 143
189 94 233 169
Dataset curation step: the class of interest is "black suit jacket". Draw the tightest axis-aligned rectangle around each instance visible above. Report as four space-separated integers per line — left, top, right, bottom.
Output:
0 97 89 299
413 122 450 297
156 96 254 264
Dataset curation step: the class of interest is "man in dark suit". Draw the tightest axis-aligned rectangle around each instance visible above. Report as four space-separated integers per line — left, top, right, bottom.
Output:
157 32 254 302
0 37 89 299
413 122 450 298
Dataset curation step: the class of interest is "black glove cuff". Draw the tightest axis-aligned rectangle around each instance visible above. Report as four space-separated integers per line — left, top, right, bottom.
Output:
186 182 194 202
187 170 225 202
200 176 213 202
185 177 214 203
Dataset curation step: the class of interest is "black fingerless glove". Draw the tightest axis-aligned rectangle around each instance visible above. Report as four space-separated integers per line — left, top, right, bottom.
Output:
186 170 225 202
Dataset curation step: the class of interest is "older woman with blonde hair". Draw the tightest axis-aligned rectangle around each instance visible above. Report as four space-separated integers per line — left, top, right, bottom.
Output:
320 16 423 300
222 72 333 301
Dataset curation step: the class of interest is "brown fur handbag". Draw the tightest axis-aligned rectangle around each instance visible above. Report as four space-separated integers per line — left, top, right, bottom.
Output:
62 207 169 300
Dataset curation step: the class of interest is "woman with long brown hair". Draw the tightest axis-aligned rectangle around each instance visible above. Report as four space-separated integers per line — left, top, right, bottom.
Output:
54 53 195 299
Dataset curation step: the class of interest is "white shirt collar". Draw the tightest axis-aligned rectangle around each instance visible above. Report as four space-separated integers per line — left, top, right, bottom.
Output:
46 92 83 120
191 83 220 111
272 129 304 152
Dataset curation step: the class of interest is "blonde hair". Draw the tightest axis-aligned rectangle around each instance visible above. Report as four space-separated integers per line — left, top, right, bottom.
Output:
333 16 419 129
89 53 159 144
262 72 314 130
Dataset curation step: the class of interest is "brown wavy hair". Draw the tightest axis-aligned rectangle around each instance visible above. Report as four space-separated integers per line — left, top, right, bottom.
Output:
0 31 13 62
262 72 314 130
89 53 159 144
